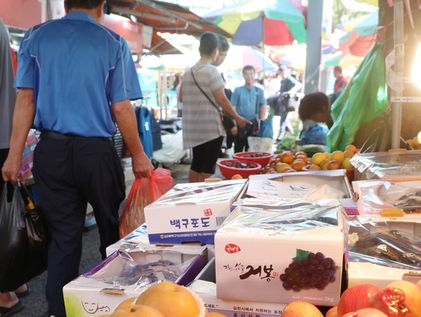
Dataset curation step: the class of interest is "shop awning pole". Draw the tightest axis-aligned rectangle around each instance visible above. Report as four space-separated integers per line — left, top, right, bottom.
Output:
391 0 404 148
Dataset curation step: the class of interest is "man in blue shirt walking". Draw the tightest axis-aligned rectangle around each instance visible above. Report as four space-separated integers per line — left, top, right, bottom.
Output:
230 65 266 152
1 1 153 316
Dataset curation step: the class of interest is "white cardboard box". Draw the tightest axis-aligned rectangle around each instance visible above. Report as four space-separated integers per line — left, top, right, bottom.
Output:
189 259 286 317
144 180 246 245
63 245 207 317
348 262 421 288
215 202 345 306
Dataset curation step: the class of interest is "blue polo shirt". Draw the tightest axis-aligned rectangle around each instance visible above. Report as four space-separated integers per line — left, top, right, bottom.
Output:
230 85 265 121
15 11 142 137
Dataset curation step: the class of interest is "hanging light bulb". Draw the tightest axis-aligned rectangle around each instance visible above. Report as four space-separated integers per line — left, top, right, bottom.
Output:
410 43 421 89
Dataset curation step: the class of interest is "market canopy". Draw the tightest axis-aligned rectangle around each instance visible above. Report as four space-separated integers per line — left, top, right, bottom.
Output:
109 0 231 38
205 0 307 45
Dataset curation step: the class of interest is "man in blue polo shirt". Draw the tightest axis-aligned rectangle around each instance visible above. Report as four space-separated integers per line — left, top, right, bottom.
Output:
1 1 153 316
230 65 266 152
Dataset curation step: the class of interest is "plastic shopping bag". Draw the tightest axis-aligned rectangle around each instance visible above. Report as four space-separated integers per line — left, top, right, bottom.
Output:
119 168 173 237
257 118 274 139
0 183 47 291
327 44 389 151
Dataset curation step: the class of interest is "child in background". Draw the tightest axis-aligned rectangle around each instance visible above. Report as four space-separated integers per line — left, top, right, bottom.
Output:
298 92 330 145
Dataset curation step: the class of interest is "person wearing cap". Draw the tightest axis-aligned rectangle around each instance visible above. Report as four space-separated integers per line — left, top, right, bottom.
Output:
1 1 153 316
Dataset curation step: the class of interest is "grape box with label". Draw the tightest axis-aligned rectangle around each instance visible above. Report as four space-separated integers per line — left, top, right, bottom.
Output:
144 180 246 245
215 201 345 306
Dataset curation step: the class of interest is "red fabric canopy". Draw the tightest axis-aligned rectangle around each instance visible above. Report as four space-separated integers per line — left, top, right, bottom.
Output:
264 18 294 46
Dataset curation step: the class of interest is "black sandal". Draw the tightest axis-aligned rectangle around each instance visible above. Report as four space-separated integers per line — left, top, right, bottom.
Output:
0 301 24 317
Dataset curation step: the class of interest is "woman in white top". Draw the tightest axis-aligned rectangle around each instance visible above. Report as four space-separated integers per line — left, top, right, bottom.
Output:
181 32 249 182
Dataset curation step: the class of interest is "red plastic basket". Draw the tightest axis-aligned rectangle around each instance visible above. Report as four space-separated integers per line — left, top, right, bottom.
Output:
217 159 262 179
233 152 273 168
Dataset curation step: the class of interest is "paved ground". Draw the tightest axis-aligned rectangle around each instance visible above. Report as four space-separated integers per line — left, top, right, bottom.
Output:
13 163 190 317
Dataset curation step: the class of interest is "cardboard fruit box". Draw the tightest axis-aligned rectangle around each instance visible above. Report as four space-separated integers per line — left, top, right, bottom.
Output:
63 244 207 317
144 179 246 245
189 259 286 317
215 201 345 306
347 215 421 288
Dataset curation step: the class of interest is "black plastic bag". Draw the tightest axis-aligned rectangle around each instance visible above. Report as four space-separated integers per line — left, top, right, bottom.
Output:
0 183 48 291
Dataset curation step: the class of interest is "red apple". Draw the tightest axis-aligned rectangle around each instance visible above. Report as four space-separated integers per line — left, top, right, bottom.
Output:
370 287 408 317
343 308 387 317
381 281 421 317
326 306 338 317
337 284 381 316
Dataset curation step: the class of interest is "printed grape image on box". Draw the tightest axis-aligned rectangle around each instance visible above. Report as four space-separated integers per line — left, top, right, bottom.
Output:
215 201 345 306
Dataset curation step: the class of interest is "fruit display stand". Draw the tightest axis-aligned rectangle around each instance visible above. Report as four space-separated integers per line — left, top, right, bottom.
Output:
63 148 421 317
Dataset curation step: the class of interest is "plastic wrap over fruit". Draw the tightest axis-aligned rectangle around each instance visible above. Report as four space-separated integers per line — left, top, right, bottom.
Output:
347 218 421 270
354 180 421 215
350 150 421 181
84 250 196 288
220 199 343 234
154 180 246 204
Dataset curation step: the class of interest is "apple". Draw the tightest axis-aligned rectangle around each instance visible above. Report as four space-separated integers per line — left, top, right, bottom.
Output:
312 152 329 165
275 162 292 173
342 157 353 170
331 151 345 163
326 159 341 170
309 164 321 170
280 151 295 164
344 150 355 158
320 158 331 170
280 301 323 317
342 308 387 317
291 159 306 171
345 145 358 154
337 284 381 316
295 151 308 159
326 306 338 317
370 287 408 317
380 280 421 317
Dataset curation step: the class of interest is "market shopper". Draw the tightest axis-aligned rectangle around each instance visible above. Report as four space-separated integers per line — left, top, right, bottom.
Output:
212 35 235 155
276 65 302 140
298 92 330 145
0 17 29 317
1 1 153 316
230 65 267 153
182 32 249 182
333 65 347 95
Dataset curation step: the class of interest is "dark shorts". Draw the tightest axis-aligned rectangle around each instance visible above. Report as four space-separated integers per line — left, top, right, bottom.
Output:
191 136 224 174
